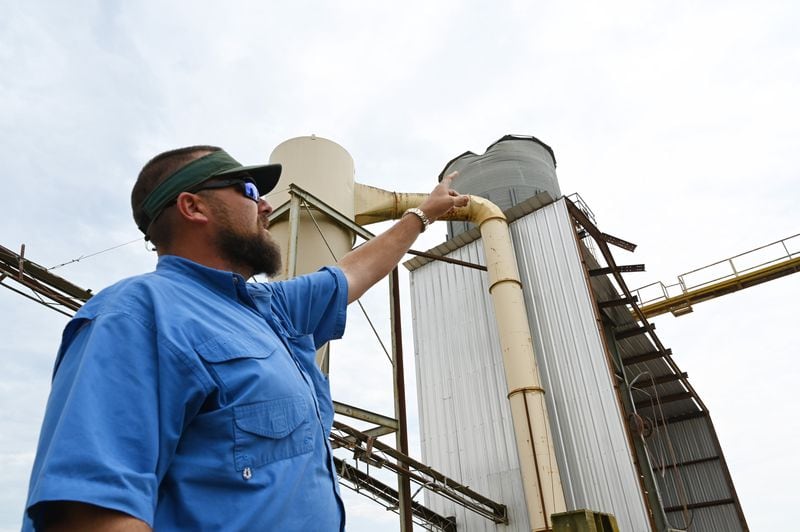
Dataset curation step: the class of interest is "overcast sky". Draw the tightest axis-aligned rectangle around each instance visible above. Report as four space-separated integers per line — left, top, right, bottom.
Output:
1 1 798 530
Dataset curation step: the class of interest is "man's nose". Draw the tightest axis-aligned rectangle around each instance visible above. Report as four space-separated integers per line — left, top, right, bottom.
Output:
258 197 273 216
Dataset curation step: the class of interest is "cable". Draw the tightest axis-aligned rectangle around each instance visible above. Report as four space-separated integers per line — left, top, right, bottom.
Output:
48 237 142 271
629 372 694 531
44 187 292 273
262 186 291 201
301 200 394 366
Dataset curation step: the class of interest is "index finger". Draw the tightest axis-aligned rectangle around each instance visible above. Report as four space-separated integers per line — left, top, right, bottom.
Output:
441 171 459 184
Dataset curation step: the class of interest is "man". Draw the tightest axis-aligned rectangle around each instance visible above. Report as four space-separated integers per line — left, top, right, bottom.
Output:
23 145 468 531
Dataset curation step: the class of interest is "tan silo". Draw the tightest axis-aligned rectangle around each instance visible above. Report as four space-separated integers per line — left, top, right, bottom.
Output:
268 135 356 279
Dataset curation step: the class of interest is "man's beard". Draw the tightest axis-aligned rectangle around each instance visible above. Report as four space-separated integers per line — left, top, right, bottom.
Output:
215 216 282 278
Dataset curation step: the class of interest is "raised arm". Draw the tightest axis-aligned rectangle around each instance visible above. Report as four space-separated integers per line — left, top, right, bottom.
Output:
337 172 469 303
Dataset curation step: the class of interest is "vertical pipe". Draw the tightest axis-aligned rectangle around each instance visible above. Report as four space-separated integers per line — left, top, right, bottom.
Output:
286 193 301 278
390 268 413 531
480 216 566 531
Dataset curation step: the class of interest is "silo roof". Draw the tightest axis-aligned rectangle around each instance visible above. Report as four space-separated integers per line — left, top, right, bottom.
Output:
437 134 557 181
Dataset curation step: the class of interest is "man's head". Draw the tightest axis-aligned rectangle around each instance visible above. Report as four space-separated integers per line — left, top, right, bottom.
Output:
132 146 283 276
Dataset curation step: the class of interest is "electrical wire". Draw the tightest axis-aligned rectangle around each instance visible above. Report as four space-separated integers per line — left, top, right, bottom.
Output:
300 199 394 366
629 371 695 531
47 237 143 271
44 187 292 273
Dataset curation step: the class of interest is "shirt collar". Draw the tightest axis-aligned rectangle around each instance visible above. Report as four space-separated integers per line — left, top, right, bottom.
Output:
155 255 248 301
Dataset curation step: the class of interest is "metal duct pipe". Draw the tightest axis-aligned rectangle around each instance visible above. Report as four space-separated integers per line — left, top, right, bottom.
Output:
355 183 566 531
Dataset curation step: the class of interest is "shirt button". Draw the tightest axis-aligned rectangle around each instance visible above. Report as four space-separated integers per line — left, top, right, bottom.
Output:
242 467 252 480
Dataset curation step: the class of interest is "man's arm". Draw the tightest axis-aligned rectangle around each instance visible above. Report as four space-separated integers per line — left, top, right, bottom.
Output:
337 172 468 303
34 501 150 532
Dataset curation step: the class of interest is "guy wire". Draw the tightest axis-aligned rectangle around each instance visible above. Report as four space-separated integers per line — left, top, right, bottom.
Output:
301 200 394 366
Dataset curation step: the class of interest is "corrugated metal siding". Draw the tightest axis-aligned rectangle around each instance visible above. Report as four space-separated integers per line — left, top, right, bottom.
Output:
666 505 743 531
410 199 650 531
579 230 747 530
509 201 650 530
658 459 730 508
644 417 745 531
411 241 529 531
648 416 717 465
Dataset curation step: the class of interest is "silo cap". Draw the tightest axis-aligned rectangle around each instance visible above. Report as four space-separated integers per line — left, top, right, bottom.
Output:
438 134 557 181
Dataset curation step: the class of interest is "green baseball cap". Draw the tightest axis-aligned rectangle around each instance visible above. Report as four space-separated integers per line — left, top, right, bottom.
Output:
138 150 282 235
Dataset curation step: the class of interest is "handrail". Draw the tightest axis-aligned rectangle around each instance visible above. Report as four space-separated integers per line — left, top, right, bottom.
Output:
633 233 800 315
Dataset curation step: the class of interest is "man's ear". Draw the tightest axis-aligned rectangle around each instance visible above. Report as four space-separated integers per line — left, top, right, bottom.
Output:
174 192 211 227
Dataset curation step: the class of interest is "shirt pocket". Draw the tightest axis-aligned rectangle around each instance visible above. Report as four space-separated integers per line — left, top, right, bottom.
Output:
194 334 276 363
193 334 281 402
233 395 314 470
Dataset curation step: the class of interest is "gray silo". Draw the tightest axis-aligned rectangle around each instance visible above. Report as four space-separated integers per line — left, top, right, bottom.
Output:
442 135 561 239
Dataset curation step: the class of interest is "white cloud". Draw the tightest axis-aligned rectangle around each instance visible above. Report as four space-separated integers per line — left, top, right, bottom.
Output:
1 1 798 530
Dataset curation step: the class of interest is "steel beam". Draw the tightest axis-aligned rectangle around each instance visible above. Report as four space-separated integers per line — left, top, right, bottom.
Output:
622 348 672 366
614 324 654 340
598 295 638 309
332 421 508 524
335 457 457 531
631 372 688 387
634 391 694 410
664 498 736 513
333 401 399 429
652 455 719 472
590 264 645 276
390 268 413 532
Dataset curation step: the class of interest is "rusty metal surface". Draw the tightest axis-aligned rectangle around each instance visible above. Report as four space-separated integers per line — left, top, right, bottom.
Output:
390 268 413 532
334 457 456 531
0 243 93 316
332 421 508 525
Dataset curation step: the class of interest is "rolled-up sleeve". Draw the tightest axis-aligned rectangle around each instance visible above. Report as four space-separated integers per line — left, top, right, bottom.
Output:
269 266 348 347
24 312 206 530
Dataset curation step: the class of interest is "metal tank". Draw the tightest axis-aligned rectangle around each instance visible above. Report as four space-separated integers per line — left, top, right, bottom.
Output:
268 135 356 279
407 199 652 531
442 135 561 239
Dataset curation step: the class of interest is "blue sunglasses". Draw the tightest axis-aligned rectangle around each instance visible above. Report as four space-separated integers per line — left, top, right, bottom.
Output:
191 177 261 203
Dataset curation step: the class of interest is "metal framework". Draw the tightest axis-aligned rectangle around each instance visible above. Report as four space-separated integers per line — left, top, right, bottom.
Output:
566 197 750 531
633 233 800 318
332 420 508 528
0 243 92 317
335 457 457 531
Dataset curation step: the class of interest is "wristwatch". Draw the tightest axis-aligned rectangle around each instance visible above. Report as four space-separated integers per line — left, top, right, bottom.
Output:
403 207 431 232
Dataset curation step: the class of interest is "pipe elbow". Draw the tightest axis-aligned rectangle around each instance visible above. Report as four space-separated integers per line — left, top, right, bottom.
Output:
441 195 505 227
353 183 505 229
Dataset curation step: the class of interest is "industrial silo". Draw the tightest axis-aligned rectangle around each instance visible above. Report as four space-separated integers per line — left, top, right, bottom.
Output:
268 135 356 279
406 135 747 531
442 135 560 240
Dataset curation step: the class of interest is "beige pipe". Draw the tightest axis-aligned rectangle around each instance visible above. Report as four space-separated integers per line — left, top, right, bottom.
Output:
355 183 566 531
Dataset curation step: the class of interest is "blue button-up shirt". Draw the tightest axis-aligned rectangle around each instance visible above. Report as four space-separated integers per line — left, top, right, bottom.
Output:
24 256 348 530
